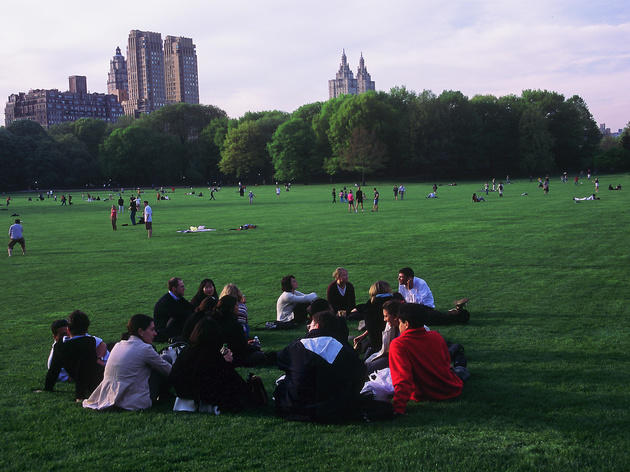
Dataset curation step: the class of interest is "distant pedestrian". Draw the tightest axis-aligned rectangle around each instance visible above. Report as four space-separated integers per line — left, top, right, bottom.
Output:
110 205 117 231
595 177 599 193
248 190 255 204
498 182 504 197
5 196 10 206
574 175 579 185
60 195 67 206
347 190 355 212
399 185 405 200
484 182 489 195
372 188 380 212
118 196 124 214
393 185 399 200
543 177 549 195
356 187 364 211
8 219 25 256
210 188 216 200
332 188 336 204
68 195 72 205
276 186 281 197
143 201 152 239
129 197 137 226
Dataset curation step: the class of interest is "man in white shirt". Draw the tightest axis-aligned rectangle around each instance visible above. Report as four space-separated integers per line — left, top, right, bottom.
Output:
398 267 470 324
397 267 434 307
8 219 25 256
143 201 152 239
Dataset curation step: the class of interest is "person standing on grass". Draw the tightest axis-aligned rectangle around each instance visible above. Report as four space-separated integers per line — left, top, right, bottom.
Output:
372 187 380 211
8 218 25 256
276 186 281 197
143 201 152 238
399 184 405 200
393 185 399 200
355 187 364 211
543 177 549 195
498 182 504 197
248 190 255 204
110 205 117 231
595 177 600 193
347 190 355 212
118 196 124 215
129 197 137 226
332 187 336 204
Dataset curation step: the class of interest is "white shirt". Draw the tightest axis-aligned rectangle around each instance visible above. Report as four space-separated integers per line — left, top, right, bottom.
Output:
144 205 152 222
398 277 435 308
276 290 318 322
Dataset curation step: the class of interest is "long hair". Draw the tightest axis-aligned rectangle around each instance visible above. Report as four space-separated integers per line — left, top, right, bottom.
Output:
214 295 238 320
219 283 244 302
188 317 223 352
194 278 216 300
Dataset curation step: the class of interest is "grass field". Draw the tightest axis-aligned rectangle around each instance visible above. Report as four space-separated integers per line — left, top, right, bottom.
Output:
1 176 629 471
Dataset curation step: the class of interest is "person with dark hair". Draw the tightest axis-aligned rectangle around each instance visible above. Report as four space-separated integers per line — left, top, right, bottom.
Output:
364 299 403 375
153 277 194 342
276 275 317 324
8 219 25 256
308 298 349 345
326 267 356 315
83 314 172 411
389 307 465 415
45 311 104 400
211 296 268 367
129 196 137 225
143 200 152 238
170 317 253 412
398 267 434 307
190 279 218 310
274 311 367 422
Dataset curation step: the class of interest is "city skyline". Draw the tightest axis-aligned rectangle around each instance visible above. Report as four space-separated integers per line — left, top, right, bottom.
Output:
2 0 629 130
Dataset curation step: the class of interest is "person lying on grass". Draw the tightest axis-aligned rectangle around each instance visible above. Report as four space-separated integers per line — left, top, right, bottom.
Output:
389 305 470 415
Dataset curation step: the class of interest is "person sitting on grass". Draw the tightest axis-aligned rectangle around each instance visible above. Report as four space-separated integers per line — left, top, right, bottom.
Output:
350 280 393 357
276 275 318 325
83 314 172 411
170 317 258 413
153 277 194 342
274 310 366 422
364 299 405 375
45 310 105 401
389 307 469 415
190 278 218 311
211 296 270 367
472 193 485 202
326 267 356 315
220 283 249 336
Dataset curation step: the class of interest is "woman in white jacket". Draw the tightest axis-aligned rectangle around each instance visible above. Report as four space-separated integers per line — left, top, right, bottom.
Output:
83 314 172 411
276 275 317 324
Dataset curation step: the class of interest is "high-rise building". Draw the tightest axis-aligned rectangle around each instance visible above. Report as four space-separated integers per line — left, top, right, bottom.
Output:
5 76 123 128
329 50 375 99
164 36 199 105
69 75 87 94
125 30 166 116
107 46 128 103
356 53 375 94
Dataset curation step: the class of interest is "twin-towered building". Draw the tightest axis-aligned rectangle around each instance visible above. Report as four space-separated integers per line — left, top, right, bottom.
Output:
329 50 375 99
5 30 199 127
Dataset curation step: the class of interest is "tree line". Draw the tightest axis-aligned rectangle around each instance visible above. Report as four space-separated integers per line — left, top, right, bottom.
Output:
1 88 629 191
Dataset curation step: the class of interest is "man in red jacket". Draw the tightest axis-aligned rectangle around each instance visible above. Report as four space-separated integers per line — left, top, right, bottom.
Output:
389 304 466 414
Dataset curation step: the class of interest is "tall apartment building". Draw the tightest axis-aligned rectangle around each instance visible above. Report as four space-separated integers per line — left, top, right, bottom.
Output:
164 36 199 104
5 76 123 128
328 50 375 99
107 46 128 103
125 30 166 116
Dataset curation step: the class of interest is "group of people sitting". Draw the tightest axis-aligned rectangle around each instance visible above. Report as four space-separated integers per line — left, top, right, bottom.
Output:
43 267 472 422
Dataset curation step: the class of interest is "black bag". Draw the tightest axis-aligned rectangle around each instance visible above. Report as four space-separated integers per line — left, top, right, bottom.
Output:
246 373 268 407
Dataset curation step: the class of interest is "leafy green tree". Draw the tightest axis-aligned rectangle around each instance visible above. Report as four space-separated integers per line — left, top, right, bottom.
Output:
518 106 555 174
267 117 320 182
341 127 387 183
219 120 270 180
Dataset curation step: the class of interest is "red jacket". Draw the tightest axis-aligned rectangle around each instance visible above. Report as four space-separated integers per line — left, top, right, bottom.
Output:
389 328 463 414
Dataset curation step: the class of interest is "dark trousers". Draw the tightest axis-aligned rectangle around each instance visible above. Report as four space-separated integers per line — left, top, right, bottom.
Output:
130 210 136 225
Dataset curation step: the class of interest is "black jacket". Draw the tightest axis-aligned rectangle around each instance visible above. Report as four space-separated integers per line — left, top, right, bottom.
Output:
154 292 193 342
45 336 104 399
274 328 366 422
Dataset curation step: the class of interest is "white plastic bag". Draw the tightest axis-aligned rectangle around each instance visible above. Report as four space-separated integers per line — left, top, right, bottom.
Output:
360 367 394 401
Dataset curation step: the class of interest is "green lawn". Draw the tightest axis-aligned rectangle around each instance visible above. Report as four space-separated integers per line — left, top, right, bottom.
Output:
1 176 628 471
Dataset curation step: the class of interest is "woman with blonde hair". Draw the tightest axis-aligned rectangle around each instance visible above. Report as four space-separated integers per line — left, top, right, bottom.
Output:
350 280 393 356
326 267 356 315
220 284 249 335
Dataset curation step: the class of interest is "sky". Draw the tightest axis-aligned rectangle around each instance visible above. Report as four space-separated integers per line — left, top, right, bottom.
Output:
2 0 629 130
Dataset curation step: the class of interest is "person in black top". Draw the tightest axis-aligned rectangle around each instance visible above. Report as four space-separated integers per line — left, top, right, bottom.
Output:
129 196 137 225
45 310 104 400
153 277 194 342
